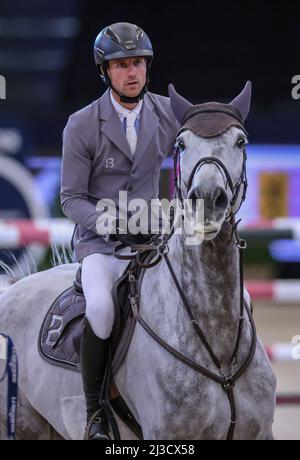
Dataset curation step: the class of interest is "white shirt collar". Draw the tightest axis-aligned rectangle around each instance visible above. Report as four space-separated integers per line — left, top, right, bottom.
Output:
110 89 143 122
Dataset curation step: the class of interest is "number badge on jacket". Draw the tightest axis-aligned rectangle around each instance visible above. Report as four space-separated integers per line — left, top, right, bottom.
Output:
105 157 115 169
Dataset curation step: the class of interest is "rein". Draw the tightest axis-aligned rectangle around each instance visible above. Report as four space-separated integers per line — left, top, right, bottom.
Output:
123 219 256 440
113 133 256 440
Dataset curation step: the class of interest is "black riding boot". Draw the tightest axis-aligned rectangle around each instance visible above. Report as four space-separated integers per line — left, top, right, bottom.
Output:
80 318 110 440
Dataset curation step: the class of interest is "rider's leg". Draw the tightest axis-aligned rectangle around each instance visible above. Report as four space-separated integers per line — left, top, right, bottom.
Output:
80 317 110 439
80 252 129 439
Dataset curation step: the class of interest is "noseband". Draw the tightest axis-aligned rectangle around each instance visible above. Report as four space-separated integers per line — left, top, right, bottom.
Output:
172 144 248 217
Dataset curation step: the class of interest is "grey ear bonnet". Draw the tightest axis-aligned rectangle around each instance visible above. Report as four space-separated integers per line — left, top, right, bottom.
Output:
180 102 247 138
168 81 252 138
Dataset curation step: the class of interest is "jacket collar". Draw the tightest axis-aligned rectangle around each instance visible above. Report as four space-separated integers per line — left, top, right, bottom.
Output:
99 89 159 165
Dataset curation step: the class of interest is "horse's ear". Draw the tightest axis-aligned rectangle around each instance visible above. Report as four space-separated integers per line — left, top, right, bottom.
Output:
168 83 193 124
230 81 252 121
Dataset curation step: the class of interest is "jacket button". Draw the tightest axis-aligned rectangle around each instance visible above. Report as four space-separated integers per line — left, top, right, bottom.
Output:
127 185 133 192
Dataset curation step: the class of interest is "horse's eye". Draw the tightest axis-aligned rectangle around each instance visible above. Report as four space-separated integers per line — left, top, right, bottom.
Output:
236 137 246 149
177 140 186 152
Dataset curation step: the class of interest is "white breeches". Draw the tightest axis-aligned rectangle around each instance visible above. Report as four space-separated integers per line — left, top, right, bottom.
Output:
81 252 130 339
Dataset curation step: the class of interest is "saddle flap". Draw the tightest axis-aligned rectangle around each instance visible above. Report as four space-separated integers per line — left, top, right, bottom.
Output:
38 285 86 369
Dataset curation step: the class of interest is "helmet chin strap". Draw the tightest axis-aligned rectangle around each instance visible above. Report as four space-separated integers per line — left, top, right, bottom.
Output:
110 81 148 104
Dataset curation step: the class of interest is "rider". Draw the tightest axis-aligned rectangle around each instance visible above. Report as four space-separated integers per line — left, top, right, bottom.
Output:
60 22 178 439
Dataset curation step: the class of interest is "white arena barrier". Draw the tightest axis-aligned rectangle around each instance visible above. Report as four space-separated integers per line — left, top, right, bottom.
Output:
246 280 300 303
0 218 74 248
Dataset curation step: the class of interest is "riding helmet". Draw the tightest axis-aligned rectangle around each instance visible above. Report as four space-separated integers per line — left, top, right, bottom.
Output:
93 22 153 101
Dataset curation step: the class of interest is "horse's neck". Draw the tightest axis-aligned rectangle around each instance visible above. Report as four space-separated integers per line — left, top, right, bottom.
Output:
168 222 241 355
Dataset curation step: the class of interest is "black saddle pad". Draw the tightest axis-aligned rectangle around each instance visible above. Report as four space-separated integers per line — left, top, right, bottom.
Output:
38 258 144 372
38 284 86 371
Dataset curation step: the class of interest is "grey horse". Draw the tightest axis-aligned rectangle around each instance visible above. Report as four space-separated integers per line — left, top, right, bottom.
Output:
0 82 276 440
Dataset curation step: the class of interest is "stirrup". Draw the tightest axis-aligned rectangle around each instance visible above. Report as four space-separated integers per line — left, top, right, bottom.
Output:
84 409 111 440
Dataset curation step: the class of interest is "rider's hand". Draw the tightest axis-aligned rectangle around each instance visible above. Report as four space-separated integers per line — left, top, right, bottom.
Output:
118 232 154 246
109 218 154 246
108 218 127 243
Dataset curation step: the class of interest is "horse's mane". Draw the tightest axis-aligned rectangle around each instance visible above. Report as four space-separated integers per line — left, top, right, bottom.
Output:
0 242 73 290
49 241 73 268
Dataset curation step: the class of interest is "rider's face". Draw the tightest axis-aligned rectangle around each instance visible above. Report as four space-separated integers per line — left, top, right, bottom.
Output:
107 57 147 103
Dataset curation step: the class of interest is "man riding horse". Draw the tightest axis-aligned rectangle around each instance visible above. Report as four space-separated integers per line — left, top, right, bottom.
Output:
60 22 179 439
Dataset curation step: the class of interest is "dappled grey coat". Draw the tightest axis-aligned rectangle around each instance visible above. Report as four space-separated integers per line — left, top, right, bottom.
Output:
60 88 179 261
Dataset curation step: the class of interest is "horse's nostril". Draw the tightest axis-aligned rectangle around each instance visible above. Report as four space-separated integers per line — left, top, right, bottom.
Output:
214 187 228 210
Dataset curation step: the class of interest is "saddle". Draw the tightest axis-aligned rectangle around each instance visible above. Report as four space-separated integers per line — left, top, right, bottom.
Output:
38 249 157 439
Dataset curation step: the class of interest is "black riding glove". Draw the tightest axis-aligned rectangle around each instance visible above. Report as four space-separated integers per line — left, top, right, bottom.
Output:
109 218 154 246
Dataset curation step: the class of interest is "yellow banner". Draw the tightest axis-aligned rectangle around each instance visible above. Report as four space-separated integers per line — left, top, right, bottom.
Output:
259 173 288 219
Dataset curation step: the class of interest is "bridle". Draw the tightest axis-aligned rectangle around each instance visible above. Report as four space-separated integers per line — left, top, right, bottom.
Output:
172 135 248 218
113 116 256 440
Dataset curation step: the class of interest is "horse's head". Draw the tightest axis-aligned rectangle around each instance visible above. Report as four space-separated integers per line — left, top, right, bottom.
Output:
169 81 251 240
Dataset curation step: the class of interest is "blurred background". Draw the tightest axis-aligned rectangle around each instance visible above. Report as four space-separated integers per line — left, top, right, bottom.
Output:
0 0 299 439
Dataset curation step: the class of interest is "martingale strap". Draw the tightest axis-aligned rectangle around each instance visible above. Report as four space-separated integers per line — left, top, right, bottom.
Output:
0 333 18 440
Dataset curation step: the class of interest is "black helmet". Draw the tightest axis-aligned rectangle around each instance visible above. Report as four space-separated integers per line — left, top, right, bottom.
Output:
93 22 153 103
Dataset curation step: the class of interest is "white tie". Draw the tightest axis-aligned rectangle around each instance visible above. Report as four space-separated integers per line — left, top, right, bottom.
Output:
125 111 138 155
